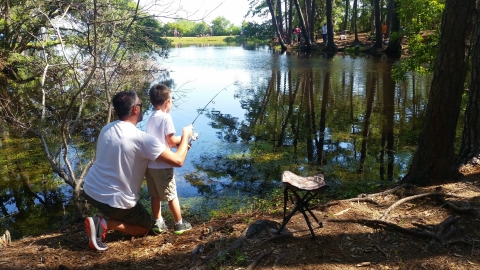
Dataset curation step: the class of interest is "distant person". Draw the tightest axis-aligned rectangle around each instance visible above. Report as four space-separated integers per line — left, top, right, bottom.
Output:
382 24 387 38
322 23 328 44
145 85 193 235
294 26 301 43
83 90 193 251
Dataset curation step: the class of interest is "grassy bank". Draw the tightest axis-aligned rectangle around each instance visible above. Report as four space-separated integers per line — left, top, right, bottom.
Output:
167 35 266 45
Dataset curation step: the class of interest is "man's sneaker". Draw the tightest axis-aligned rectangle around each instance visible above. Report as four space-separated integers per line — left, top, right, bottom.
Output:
174 220 192 235
152 220 168 234
84 216 108 251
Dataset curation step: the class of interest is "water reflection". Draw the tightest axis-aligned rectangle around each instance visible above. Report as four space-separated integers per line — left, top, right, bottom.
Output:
0 134 71 238
195 56 429 186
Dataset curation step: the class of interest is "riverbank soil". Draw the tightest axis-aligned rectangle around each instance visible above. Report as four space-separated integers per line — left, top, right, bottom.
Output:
2 165 480 269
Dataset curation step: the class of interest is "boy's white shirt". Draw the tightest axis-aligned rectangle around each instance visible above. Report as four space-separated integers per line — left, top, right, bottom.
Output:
147 110 176 169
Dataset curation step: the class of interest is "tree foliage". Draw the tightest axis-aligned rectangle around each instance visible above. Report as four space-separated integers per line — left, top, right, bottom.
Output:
0 0 170 217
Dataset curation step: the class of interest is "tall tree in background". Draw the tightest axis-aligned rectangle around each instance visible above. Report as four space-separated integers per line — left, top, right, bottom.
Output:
344 0 350 33
385 0 401 56
402 0 476 186
288 0 293 44
373 0 383 49
458 4 480 166
267 0 287 49
276 0 284 37
325 0 337 50
353 0 360 43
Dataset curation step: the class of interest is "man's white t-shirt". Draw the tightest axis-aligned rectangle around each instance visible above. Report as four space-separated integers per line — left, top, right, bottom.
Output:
146 110 176 169
83 120 166 209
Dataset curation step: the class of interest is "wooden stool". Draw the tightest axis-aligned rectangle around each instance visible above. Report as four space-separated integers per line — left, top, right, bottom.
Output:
277 171 328 239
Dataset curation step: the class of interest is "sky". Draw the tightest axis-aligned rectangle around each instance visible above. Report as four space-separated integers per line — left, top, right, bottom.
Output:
142 0 253 26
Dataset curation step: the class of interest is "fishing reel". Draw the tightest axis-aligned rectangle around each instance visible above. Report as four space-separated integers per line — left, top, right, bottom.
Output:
188 132 199 147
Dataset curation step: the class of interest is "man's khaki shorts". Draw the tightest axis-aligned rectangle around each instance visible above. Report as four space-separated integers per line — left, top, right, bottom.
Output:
145 168 178 202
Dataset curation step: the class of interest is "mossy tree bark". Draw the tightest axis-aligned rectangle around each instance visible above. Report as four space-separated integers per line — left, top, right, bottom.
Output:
402 0 476 186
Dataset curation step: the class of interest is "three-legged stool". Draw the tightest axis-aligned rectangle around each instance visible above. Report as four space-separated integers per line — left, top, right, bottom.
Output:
277 171 328 239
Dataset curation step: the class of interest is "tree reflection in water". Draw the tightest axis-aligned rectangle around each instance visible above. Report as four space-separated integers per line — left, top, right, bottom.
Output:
190 61 429 198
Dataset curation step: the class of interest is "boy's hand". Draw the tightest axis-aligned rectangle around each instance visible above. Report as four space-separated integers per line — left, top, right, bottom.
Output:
182 124 193 138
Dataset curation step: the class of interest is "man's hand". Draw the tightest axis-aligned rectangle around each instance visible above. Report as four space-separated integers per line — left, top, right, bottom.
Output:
182 124 193 138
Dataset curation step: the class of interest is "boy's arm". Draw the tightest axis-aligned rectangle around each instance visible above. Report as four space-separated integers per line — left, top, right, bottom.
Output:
156 125 192 167
166 133 182 148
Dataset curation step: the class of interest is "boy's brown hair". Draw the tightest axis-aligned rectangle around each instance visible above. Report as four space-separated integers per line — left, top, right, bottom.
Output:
149 84 171 107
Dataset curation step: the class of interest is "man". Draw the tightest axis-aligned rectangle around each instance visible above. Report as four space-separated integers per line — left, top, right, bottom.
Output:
322 23 328 45
83 90 193 251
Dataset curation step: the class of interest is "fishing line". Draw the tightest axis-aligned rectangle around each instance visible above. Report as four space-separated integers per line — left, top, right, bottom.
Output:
191 83 233 125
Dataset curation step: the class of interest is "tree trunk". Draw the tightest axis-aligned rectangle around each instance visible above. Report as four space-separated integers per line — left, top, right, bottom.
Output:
325 0 337 50
307 0 315 42
373 0 383 49
293 0 312 49
458 5 480 165
353 0 360 43
344 0 350 33
267 0 287 50
276 0 284 37
305 0 311 36
385 0 401 56
402 0 476 186
385 0 394 39
286 0 291 44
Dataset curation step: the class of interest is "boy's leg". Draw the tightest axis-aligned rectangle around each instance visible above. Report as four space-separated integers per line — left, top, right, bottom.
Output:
168 197 182 222
151 197 162 220
146 168 164 221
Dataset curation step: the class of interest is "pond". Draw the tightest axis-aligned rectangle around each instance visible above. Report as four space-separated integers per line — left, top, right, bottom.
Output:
0 43 432 238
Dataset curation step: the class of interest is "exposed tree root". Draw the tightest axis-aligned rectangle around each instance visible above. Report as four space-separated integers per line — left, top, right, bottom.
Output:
380 192 444 221
329 218 441 241
245 249 272 270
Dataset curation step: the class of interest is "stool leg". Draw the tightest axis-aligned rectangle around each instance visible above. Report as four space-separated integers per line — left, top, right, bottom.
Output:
292 191 318 239
277 188 299 235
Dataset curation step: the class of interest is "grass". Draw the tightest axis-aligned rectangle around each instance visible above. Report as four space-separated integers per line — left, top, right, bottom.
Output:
167 35 266 45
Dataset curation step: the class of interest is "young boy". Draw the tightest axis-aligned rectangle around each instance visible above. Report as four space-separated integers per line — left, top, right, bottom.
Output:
146 84 192 235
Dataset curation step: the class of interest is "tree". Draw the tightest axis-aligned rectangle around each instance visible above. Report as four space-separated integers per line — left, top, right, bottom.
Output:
402 0 476 186
457 5 480 166
211 16 232 36
325 0 337 50
267 0 287 50
373 0 383 49
0 0 171 217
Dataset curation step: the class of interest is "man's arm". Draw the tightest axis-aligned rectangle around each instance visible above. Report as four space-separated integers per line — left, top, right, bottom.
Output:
156 125 192 166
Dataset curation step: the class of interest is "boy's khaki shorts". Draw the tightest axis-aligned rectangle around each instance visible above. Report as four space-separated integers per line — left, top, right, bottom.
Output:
145 168 178 202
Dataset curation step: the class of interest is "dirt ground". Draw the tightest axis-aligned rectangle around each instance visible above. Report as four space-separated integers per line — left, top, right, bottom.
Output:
2 164 480 270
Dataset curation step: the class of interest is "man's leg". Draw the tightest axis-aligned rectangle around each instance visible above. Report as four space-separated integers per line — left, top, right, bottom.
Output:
106 219 149 236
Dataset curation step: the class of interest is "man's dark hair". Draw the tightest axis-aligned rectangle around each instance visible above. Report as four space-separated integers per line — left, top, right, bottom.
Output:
112 91 137 119
149 84 171 107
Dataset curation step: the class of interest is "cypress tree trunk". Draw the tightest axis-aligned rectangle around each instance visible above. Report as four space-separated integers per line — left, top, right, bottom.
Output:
267 0 287 50
458 4 480 166
402 0 476 186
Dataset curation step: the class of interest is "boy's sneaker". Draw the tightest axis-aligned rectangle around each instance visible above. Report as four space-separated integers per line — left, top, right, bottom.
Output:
174 220 192 235
152 220 168 234
84 215 108 251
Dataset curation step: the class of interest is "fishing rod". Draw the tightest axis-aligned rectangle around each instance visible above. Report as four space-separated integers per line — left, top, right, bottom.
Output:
181 84 233 147
191 83 233 125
